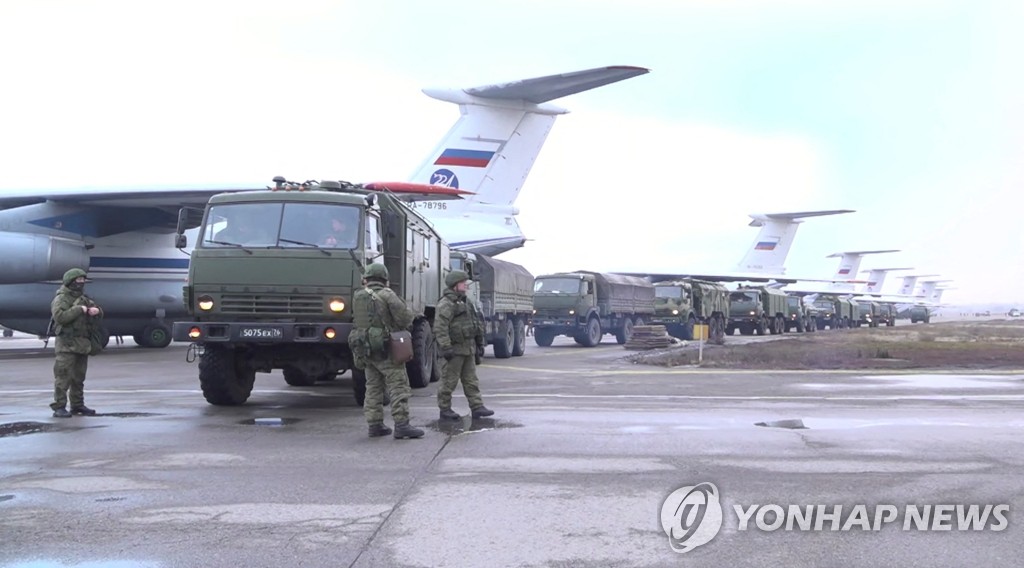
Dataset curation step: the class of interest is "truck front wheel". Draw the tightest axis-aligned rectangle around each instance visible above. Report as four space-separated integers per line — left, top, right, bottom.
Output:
582 318 602 347
199 345 256 406
534 328 555 347
615 317 634 345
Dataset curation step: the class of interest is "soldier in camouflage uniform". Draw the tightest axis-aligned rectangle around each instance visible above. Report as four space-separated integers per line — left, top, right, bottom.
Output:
349 263 424 439
49 268 104 418
435 270 494 420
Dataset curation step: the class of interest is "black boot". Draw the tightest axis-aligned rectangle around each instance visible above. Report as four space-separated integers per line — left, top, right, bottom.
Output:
393 421 424 439
471 406 494 418
368 422 393 438
71 406 97 416
52 408 71 418
439 408 461 421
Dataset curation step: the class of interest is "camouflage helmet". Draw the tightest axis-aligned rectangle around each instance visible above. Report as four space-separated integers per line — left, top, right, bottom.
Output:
62 267 88 285
445 270 470 289
363 263 389 282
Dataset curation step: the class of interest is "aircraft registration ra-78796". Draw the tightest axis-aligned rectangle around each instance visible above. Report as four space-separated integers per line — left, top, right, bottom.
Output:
0 65 649 346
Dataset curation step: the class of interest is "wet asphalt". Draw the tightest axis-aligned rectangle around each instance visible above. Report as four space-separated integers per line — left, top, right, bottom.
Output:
1 332 1022 568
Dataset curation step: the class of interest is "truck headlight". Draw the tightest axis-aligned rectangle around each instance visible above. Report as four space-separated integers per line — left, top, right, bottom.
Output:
569 309 575 315
671 309 679 315
198 295 214 311
749 310 756 316
328 298 346 312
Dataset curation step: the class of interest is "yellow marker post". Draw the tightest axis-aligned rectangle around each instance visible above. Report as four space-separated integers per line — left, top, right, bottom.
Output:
694 324 709 363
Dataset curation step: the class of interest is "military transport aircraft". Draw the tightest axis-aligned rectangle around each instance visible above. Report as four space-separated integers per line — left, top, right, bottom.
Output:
0 65 648 346
617 209 856 284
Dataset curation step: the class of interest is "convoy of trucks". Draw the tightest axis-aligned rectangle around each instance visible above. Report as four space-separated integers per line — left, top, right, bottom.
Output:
450 251 534 358
167 178 939 411
531 271 655 347
171 178 449 407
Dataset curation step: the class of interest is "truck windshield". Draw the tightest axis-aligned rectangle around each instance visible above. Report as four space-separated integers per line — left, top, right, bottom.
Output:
729 291 758 308
654 286 683 300
201 203 361 249
786 297 800 308
534 278 582 294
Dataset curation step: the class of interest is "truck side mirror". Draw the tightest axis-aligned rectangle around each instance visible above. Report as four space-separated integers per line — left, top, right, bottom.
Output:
175 234 188 249
176 206 204 234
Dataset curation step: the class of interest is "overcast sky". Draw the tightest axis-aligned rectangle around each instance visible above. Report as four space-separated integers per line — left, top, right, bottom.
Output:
1 0 1021 304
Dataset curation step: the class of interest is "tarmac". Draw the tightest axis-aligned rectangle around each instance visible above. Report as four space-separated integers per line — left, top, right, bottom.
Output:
0 329 1021 567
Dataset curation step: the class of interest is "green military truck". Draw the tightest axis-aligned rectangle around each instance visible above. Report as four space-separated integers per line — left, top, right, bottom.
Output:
532 271 655 347
856 301 886 328
726 285 788 336
784 294 817 332
810 295 855 330
450 251 534 359
651 279 729 342
910 305 931 323
171 178 449 407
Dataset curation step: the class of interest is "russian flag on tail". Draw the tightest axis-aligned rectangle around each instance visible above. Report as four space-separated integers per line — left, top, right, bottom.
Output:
434 148 495 168
755 241 778 251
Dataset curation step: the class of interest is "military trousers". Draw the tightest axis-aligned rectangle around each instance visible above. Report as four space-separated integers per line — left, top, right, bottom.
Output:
363 358 411 424
51 352 88 410
437 354 483 410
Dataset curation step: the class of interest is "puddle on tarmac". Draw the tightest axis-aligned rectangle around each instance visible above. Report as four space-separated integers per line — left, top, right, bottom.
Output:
95 496 127 503
0 422 62 438
428 417 524 435
237 417 303 427
98 412 162 418
755 418 808 430
0 494 14 502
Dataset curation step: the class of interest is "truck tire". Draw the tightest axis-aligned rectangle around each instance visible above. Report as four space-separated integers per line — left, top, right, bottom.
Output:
756 318 768 336
493 319 514 359
283 367 318 387
776 316 786 334
136 324 172 348
581 317 602 347
534 328 555 347
406 319 435 389
199 345 256 406
512 318 526 357
682 315 696 341
615 317 634 345
352 368 366 406
710 316 725 344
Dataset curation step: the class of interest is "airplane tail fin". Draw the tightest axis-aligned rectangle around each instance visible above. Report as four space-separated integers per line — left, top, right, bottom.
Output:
861 267 912 294
824 250 899 290
734 210 854 275
410 66 649 207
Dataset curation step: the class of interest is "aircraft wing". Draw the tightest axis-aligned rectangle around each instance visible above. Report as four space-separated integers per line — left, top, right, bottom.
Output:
0 184 261 211
615 269 867 286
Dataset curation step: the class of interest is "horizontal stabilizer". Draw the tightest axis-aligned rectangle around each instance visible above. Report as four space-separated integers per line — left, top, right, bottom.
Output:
464 66 650 104
826 249 899 258
748 209 855 227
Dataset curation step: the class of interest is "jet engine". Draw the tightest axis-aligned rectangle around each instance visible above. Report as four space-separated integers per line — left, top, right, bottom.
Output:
0 233 90 284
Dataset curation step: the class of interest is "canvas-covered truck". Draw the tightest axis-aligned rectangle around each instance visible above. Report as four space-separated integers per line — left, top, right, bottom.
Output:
650 279 729 342
532 271 655 347
450 251 534 358
784 294 816 332
726 285 788 336
810 295 855 330
910 305 931 323
856 301 885 328
171 178 451 407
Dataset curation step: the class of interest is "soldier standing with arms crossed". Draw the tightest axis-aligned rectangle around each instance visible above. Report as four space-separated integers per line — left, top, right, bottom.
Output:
49 268 103 418
435 270 494 420
349 263 424 439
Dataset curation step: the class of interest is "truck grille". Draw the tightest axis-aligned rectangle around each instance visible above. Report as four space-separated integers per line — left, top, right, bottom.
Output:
220 294 323 316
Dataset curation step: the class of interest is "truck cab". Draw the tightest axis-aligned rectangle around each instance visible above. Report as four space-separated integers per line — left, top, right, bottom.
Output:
172 179 447 406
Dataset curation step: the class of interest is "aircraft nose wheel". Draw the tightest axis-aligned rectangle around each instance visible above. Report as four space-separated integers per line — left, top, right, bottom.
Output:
134 324 172 348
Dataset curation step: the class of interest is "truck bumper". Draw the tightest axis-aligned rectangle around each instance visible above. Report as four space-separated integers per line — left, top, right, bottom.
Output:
172 321 354 344
531 317 583 335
